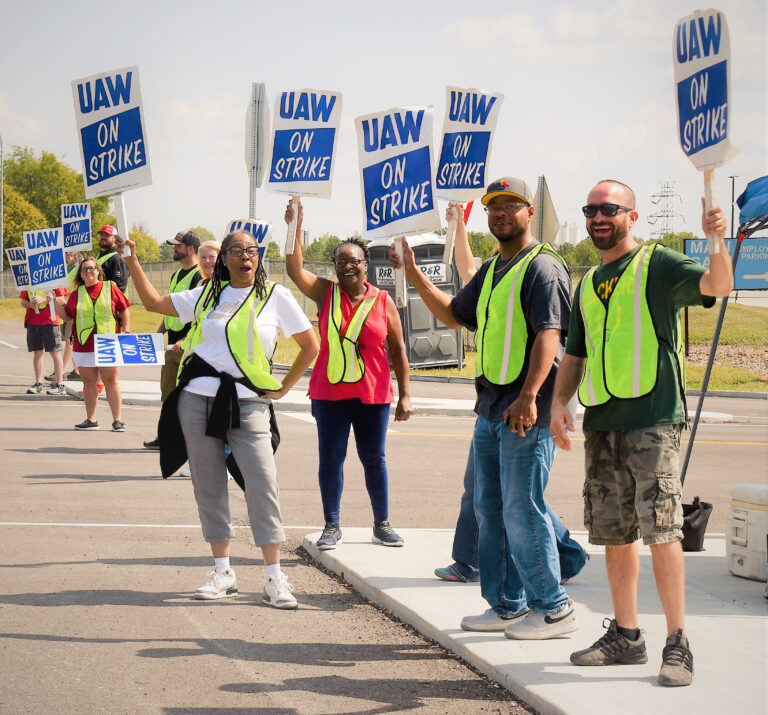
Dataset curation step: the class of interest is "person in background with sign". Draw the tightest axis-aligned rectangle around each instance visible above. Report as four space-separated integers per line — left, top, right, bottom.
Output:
119 230 318 609
95 225 128 293
550 180 733 687
285 200 413 551
390 177 575 639
20 287 68 396
143 231 202 451
433 203 587 587
60 251 84 383
55 257 131 431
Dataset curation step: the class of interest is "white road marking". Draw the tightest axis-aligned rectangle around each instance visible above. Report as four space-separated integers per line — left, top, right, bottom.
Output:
0 341 19 349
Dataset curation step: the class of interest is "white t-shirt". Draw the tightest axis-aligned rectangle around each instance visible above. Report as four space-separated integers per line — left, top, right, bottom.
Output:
170 283 311 399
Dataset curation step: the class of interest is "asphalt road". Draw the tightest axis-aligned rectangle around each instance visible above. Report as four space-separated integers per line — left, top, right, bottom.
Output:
1 318 766 713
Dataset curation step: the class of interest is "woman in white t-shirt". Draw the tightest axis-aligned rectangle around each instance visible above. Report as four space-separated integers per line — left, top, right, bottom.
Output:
121 230 318 609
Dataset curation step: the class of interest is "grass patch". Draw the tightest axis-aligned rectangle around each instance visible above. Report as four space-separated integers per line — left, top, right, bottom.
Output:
685 364 767 393
687 301 767 347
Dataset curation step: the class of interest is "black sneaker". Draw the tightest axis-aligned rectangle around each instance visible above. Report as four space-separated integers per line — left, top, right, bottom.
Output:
112 420 126 432
316 522 342 550
143 438 160 450
372 520 404 547
44 372 56 382
75 419 99 431
65 370 82 382
26 383 43 394
658 629 693 686
570 618 648 666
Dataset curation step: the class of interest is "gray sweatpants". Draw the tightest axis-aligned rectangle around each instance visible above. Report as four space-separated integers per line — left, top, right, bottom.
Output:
178 390 286 546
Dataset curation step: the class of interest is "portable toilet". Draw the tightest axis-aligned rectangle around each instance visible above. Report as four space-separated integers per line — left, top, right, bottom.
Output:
726 484 768 582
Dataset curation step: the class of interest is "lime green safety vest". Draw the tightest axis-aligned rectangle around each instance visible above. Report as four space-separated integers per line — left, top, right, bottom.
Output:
326 283 380 385
67 263 79 290
75 282 116 345
96 251 117 267
164 267 200 332
179 280 282 392
476 243 566 385
578 244 668 406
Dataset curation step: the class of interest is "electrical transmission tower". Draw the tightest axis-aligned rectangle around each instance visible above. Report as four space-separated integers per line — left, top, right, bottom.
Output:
647 181 684 240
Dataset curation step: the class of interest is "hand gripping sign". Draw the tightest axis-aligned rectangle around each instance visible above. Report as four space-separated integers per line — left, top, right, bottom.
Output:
94 333 165 367
5 247 30 292
60 202 92 252
264 88 343 255
225 219 273 261
673 9 738 253
355 106 441 307
436 87 504 264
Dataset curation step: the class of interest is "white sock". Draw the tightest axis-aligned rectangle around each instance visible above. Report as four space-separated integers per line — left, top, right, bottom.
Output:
266 563 281 578
214 557 230 573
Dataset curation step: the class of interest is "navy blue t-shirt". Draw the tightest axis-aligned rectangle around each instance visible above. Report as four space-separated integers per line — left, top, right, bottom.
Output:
450 243 572 424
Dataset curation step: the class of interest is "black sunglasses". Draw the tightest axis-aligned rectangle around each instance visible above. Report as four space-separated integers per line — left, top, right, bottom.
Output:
582 203 634 218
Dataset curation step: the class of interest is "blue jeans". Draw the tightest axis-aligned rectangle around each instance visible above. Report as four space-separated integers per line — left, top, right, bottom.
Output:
311 399 390 524
473 416 568 614
451 443 587 582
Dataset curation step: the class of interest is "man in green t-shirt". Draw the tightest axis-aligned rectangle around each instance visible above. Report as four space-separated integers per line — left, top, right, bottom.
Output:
550 179 733 687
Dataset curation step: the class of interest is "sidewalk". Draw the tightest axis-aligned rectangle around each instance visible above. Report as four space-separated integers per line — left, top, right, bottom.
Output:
303 529 768 715
62 379 737 422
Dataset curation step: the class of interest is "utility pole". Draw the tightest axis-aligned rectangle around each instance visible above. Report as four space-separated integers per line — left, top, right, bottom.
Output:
647 180 684 240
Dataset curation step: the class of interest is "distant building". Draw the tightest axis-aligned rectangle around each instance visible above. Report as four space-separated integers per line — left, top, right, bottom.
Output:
556 221 579 246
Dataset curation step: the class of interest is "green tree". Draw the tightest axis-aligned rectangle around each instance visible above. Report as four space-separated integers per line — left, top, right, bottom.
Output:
265 241 282 259
3 146 112 229
468 231 497 259
304 233 341 262
657 231 697 254
129 223 161 262
2 183 47 267
187 225 216 243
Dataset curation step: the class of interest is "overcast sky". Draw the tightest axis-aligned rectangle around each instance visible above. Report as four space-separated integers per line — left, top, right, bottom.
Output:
1 0 765 246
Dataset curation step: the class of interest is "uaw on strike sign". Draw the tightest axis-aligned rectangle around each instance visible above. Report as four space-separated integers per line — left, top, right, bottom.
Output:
71 66 152 198
94 333 165 367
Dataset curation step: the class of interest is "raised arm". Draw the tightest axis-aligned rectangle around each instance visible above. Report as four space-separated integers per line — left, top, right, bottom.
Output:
116 237 179 317
448 203 477 284
284 201 329 305
385 294 413 421
699 200 734 297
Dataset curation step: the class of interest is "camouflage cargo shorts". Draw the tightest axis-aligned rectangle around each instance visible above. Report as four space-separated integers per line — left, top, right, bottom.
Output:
583 424 684 546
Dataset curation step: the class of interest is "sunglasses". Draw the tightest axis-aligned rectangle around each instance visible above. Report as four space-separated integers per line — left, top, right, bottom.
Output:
582 203 634 218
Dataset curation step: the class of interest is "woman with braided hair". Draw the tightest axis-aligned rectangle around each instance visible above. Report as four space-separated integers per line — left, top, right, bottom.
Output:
120 230 318 609
285 200 412 552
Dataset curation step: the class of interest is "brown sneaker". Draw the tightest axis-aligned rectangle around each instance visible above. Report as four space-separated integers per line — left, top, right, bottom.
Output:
570 618 648 665
658 629 693 686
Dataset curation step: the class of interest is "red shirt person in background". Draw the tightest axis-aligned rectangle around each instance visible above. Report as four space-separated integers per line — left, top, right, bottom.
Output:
20 287 68 395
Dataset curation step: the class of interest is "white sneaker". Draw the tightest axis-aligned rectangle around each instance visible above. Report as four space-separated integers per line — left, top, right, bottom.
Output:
505 600 577 640
193 568 238 600
263 571 298 610
460 607 530 632
179 465 191 477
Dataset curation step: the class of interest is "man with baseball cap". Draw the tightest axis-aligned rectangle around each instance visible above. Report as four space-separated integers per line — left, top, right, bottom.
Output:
96 224 128 293
390 176 576 639
143 230 202 450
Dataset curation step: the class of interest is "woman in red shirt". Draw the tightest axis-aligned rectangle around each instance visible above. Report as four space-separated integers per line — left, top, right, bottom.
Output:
285 201 412 551
57 257 131 432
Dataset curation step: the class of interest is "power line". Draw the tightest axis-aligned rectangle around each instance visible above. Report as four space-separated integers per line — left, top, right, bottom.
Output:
647 180 684 239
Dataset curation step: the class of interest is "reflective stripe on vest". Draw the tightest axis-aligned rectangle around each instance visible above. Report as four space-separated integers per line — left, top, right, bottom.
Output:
179 280 281 392
96 251 117 267
325 283 380 385
476 244 564 385
578 244 659 406
164 267 200 332
75 282 116 345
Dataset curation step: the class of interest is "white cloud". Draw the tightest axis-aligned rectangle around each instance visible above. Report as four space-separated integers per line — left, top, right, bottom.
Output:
0 92 45 148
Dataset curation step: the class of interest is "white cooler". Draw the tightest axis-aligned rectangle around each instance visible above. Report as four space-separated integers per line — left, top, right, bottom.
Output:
726 484 768 582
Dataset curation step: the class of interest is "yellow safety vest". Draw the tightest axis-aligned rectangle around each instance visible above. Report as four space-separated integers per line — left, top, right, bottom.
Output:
96 251 118 267
164 267 200 332
75 282 116 345
476 243 566 385
326 283 380 385
67 264 79 290
578 244 662 406
179 280 282 392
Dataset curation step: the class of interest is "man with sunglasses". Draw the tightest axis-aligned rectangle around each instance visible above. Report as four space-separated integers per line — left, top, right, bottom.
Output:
391 176 576 640
550 179 733 686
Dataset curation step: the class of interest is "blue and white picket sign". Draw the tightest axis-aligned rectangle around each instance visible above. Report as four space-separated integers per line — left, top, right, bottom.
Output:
685 238 768 290
71 66 152 199
673 9 738 170
5 247 30 292
264 89 342 199
60 202 92 252
225 219 273 260
436 86 504 203
23 228 68 290
354 106 441 240
94 333 165 367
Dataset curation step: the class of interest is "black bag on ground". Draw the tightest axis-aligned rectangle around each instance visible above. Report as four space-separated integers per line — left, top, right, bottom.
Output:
681 496 713 552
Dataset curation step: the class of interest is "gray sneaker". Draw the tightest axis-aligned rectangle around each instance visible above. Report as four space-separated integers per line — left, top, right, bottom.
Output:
658 629 693 686
47 383 66 395
372 520 404 547
316 522 342 550
26 383 43 394
570 618 648 665
461 607 530 632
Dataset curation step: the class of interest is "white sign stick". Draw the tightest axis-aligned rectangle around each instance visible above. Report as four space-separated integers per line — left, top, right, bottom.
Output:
394 237 407 308
703 169 719 254
113 193 133 257
285 196 300 255
442 203 459 265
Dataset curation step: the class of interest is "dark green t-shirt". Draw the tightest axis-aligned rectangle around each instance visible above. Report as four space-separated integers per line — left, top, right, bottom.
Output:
566 245 715 431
